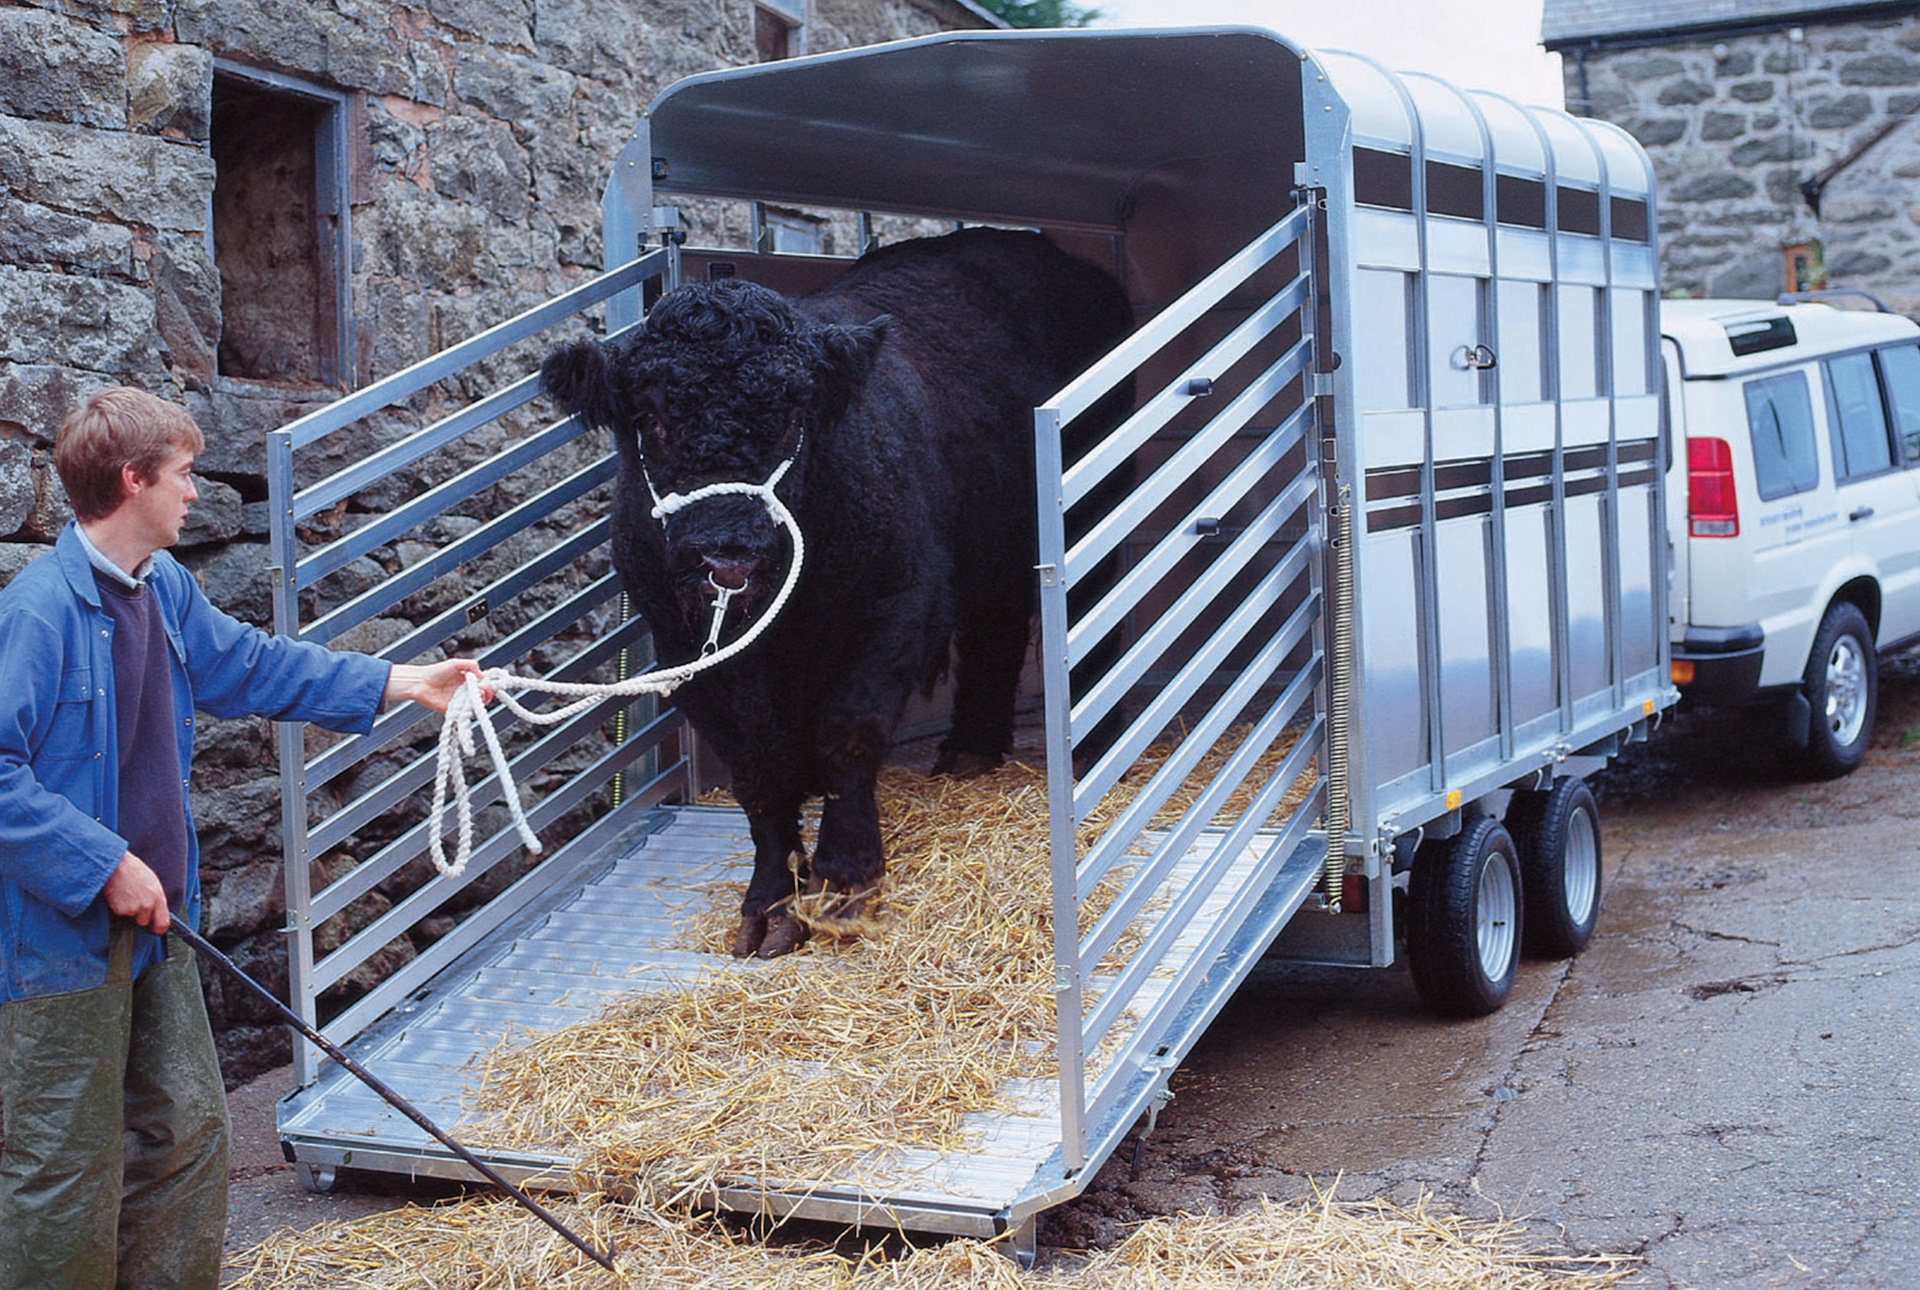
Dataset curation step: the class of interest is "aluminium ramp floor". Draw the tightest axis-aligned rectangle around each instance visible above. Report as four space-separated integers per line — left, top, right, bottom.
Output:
277 804 1323 1239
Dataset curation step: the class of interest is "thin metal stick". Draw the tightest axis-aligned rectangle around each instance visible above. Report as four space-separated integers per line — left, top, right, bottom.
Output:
170 920 618 1271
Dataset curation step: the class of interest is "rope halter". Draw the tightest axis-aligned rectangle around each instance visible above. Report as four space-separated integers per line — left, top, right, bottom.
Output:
428 439 807 878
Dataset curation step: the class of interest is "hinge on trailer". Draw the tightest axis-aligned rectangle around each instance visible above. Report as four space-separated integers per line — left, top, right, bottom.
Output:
1311 371 1337 398
1129 1056 1179 1178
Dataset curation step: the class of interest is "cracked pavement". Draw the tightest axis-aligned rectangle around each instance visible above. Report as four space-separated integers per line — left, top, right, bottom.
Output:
1042 650 1920 1286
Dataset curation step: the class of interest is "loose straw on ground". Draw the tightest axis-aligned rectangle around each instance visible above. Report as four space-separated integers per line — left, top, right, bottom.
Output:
227 1187 1634 1289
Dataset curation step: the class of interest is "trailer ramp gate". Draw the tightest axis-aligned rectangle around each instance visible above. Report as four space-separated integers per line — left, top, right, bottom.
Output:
271 208 1330 1241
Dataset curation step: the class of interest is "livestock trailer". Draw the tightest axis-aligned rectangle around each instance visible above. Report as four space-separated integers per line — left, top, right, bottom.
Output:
268 28 1672 1258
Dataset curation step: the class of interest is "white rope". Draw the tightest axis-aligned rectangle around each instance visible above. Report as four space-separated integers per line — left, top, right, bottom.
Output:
427 455 805 878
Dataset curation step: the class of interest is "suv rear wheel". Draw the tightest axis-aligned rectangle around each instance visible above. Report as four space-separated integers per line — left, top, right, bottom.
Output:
1794 600 1876 779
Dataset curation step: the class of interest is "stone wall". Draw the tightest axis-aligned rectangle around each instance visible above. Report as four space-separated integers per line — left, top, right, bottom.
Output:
1568 14 1920 310
0 0 986 1081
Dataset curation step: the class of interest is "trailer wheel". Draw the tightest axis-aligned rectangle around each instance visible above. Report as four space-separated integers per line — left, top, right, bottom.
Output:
1506 777 1602 959
1794 600 1876 780
1406 817 1522 1017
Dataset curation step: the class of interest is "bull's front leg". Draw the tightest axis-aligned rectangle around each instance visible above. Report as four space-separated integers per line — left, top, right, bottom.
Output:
688 686 811 958
808 711 891 932
735 792 809 958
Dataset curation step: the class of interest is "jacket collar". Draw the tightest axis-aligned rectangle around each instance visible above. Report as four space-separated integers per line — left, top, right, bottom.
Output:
54 522 104 610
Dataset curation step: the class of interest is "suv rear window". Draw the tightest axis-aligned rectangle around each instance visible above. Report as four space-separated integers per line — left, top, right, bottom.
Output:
1744 371 1820 500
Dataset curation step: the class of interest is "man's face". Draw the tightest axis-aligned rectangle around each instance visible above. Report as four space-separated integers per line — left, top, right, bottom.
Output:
125 448 198 550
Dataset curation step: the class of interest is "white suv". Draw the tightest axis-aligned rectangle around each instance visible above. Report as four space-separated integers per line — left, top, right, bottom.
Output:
1663 295 1920 777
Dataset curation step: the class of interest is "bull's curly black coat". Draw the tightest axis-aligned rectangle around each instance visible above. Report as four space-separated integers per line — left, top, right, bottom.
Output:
543 229 1132 956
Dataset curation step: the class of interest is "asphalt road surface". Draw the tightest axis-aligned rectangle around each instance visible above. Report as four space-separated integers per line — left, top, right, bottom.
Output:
225 651 1920 1287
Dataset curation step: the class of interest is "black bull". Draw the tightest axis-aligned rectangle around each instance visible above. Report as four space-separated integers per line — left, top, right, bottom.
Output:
542 229 1132 957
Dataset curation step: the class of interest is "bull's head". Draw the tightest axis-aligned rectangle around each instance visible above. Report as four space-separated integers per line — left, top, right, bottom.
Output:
543 279 886 637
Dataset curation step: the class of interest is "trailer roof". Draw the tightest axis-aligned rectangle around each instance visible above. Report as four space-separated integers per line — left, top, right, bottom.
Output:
644 28 1651 235
645 28 1313 235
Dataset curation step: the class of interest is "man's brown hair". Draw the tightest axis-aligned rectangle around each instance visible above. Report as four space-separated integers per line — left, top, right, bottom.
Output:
53 388 206 522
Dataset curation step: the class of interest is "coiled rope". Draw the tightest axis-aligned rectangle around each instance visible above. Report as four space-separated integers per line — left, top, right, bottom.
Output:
429 452 804 878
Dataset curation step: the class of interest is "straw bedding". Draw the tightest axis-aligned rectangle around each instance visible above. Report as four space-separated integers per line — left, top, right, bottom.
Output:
461 728 1311 1200
226 1188 1632 1288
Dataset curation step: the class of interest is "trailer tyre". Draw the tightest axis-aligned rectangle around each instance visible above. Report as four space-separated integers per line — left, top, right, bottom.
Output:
1407 817 1522 1017
1506 777 1602 959
1794 600 1876 780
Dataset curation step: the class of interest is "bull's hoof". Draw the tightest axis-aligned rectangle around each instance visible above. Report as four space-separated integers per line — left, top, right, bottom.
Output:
756 910 811 959
803 880 882 939
731 914 768 958
931 749 1003 779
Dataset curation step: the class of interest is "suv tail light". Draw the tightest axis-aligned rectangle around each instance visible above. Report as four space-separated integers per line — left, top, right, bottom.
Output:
1687 437 1739 537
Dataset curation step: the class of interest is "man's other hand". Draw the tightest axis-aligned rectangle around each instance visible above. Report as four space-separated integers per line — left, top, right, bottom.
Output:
104 851 170 934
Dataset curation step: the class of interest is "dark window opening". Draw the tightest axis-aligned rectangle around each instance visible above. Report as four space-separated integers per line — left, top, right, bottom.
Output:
1556 185 1600 235
755 8 790 61
1354 148 1413 211
211 77 336 384
1610 196 1650 242
1496 174 1547 229
1425 160 1484 220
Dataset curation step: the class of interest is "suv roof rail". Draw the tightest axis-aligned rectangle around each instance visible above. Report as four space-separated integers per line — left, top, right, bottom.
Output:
1775 287 1895 312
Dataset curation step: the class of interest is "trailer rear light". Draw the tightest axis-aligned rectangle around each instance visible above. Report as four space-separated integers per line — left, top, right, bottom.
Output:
1671 659 1695 685
1687 437 1739 537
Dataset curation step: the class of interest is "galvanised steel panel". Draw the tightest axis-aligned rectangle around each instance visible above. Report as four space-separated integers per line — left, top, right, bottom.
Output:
1360 410 1425 468
1401 73 1486 161
1497 232 1553 281
1425 220 1492 276
1506 505 1559 726
1354 208 1421 271
1436 517 1497 757
1431 406 1497 460
1619 486 1659 678
1563 399 1613 446
1503 403 1557 455
1565 492 1612 702
1361 530 1428 785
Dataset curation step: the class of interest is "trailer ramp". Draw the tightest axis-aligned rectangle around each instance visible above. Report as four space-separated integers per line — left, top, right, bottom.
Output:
279 805 1330 1249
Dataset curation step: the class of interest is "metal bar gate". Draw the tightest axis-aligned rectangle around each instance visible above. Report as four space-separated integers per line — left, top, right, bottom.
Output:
267 246 681 1082
1035 206 1331 1177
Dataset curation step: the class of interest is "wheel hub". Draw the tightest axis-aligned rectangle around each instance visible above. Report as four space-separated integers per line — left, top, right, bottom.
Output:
1823 634 1867 747
1476 852 1518 979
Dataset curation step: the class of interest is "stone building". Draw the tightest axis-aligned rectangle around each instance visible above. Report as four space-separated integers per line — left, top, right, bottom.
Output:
1544 0 1920 310
0 0 992 1077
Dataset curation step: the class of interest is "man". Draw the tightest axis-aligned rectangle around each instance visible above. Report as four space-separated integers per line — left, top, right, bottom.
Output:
0 388 485 1288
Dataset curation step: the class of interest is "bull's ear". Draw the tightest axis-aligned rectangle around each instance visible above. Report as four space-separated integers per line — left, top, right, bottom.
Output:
814 316 889 416
541 339 620 431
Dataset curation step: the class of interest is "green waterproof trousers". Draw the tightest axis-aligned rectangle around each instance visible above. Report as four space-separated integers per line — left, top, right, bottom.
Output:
0 923 230 1290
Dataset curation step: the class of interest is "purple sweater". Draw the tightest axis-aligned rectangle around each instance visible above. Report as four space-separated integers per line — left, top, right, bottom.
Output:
94 573 191 906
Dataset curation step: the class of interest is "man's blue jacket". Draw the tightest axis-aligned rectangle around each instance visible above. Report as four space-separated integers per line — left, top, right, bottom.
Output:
0 523 390 1004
